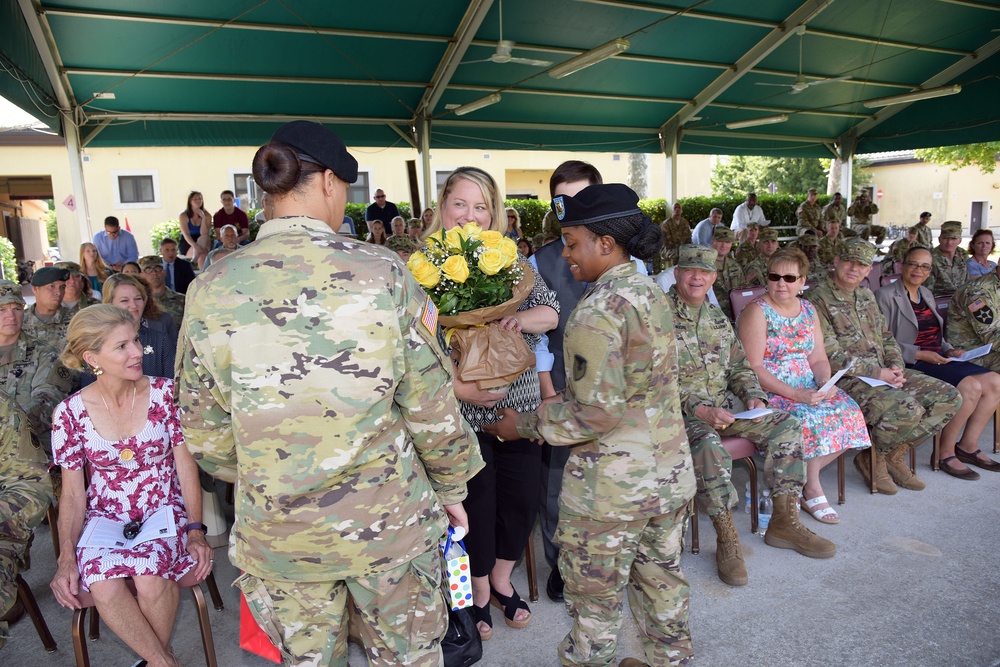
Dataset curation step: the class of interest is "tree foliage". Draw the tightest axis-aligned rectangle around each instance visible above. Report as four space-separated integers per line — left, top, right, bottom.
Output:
914 142 1000 174
711 156 828 198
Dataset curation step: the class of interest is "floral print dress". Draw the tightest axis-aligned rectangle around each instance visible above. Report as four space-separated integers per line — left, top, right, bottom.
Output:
51 376 195 590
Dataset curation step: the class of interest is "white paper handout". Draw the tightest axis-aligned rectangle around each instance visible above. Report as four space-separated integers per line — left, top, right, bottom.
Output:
78 505 177 550
732 408 773 420
953 343 992 362
819 360 855 393
858 376 894 388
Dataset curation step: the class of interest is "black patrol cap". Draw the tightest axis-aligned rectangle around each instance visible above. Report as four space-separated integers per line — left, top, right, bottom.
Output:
30 266 70 287
551 184 642 227
270 120 359 184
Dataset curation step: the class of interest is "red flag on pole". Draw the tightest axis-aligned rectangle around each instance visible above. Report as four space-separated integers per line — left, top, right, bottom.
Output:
124 216 132 232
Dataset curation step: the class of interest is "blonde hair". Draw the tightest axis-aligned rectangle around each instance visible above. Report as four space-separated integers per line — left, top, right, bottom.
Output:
422 167 504 240
62 304 137 371
79 242 111 282
102 273 163 321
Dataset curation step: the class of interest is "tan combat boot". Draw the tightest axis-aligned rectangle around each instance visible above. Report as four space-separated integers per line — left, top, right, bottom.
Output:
763 494 836 559
885 444 926 490
711 511 748 586
619 660 650 667
853 448 898 495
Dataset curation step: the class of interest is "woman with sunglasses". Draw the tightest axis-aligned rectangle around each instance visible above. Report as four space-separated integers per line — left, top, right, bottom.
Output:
504 207 522 240
875 246 1000 480
738 248 869 524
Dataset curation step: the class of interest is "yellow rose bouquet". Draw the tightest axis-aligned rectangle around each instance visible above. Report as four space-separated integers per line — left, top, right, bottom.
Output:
407 223 535 391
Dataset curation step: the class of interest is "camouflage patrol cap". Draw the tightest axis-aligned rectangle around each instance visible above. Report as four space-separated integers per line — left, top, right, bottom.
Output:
798 233 819 247
746 222 760 231
406 218 423 228
758 228 779 242
386 235 417 253
712 227 735 243
138 255 163 270
839 237 876 266
54 261 82 274
907 226 920 234
0 280 25 306
808 187 818 194
30 266 70 286
677 244 718 271
939 221 963 239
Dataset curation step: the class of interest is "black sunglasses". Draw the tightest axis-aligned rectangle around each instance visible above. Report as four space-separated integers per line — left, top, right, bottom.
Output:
767 273 801 283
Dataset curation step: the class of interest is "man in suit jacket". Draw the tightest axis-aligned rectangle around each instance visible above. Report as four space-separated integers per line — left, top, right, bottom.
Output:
160 237 196 294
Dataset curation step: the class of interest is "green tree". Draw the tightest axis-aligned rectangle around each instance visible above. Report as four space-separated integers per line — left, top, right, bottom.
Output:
711 156 828 197
914 142 1000 174
43 199 58 246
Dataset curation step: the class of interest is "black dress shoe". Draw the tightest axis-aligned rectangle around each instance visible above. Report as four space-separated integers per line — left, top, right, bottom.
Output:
546 568 564 602
939 456 980 481
955 448 1000 472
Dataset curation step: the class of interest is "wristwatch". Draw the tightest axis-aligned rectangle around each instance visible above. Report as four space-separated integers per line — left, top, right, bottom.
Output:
185 522 207 534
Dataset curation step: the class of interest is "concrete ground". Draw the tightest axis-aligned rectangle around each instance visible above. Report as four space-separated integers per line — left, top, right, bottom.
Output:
6 434 1000 667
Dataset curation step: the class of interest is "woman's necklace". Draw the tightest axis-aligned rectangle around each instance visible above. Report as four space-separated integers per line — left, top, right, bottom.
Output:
99 381 138 461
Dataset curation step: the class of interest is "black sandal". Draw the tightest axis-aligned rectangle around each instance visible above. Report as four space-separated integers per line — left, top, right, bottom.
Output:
471 603 493 641
939 456 980 481
955 448 1000 472
489 584 531 628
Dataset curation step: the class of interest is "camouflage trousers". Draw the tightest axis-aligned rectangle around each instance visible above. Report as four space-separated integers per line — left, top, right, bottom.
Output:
0 543 21 648
841 370 961 454
237 547 447 667
556 504 692 667
852 224 887 246
684 410 805 517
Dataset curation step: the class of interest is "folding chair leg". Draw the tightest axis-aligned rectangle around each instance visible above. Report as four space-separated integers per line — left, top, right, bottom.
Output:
932 433 941 471
16 575 56 652
205 572 224 611
744 458 759 534
689 500 699 555
994 408 1000 454
88 607 100 641
837 453 846 505
72 608 90 667
190 585 219 667
47 504 60 561
909 444 916 475
524 534 538 603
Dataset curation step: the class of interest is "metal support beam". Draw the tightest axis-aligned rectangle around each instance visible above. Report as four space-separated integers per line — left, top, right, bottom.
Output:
419 0 494 117
415 116 433 211
838 134 857 198
684 129 830 144
844 34 1000 144
660 120 680 204
64 67 427 89
85 112 411 124
80 118 111 147
18 0 91 244
658 0 835 138
387 123 417 149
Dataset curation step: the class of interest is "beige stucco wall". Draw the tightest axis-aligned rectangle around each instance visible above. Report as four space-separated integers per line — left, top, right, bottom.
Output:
867 159 999 234
0 143 715 257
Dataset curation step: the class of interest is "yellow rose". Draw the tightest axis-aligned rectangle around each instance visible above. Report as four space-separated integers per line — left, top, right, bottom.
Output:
462 222 483 239
478 230 504 249
445 227 466 252
478 248 506 275
442 255 470 283
407 252 441 288
498 237 519 268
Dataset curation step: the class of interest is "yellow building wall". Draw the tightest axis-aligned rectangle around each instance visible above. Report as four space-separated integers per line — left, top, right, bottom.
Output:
0 144 76 251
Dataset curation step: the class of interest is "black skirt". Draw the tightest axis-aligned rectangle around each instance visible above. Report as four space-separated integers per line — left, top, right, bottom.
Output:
908 359 992 387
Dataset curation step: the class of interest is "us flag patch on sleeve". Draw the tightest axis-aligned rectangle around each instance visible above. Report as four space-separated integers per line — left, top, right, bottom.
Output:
970 298 986 312
421 297 438 333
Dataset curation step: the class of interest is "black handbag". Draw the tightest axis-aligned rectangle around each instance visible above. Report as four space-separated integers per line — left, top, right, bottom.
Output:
441 606 482 667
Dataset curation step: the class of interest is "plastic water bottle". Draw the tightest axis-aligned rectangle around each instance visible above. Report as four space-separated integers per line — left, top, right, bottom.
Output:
744 482 752 514
758 489 773 534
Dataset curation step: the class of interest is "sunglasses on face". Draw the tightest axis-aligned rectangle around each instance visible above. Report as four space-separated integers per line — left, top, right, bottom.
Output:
767 273 801 283
374 195 386 199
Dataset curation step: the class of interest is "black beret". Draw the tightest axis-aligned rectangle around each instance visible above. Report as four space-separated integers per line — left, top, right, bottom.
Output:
551 184 641 227
30 266 70 286
270 120 359 184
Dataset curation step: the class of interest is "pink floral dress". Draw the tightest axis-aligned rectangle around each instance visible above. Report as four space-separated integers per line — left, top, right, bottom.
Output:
51 377 195 590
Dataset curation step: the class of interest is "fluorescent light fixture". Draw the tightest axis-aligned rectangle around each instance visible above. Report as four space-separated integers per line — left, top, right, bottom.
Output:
453 93 501 116
549 38 630 79
93 92 116 100
862 84 961 109
725 114 789 130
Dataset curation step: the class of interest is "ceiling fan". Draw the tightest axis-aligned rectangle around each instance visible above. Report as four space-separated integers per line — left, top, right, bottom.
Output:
756 26 851 94
461 0 552 68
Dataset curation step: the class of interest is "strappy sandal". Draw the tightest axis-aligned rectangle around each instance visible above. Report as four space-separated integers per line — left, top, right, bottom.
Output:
799 494 840 525
471 603 493 641
489 584 531 629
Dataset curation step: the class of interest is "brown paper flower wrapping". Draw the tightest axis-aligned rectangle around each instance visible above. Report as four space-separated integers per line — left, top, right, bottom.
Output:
440 271 535 391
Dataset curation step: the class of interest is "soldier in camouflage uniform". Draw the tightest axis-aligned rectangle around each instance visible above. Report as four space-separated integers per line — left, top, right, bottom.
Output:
138 255 186 325
53 261 98 315
22 267 72 353
710 227 745 320
926 221 969 296
947 263 1000 373
660 201 691 268
0 392 53 649
883 226 918 274
667 245 832 587
491 185 696 667
176 121 484 666
822 192 846 227
847 191 885 245
914 212 934 249
804 238 961 494
817 219 843 267
742 228 780 286
0 280 73 457
734 223 760 270
795 188 824 237
795 233 829 283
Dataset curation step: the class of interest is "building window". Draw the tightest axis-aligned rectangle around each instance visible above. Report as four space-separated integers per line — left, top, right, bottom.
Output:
347 172 370 204
232 173 252 201
436 171 452 195
112 170 160 209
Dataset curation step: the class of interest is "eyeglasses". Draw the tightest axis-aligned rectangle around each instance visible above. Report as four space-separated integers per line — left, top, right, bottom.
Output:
767 273 801 283
903 262 933 271
374 195 386 199
105 229 120 237
142 265 164 273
